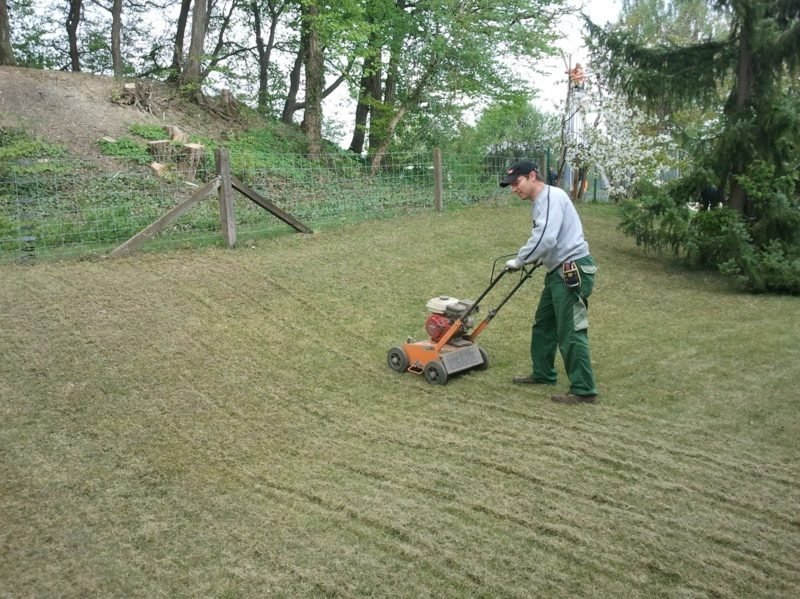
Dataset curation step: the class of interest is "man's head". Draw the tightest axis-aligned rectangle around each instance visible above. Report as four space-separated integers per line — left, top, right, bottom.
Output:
499 160 543 200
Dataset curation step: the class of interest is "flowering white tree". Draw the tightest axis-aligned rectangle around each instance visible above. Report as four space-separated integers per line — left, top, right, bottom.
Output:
559 77 678 201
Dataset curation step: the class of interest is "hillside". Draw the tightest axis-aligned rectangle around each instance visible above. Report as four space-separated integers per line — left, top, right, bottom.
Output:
0 66 260 161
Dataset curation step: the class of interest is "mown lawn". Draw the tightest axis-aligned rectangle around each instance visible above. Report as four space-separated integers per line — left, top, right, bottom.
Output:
1 203 798 597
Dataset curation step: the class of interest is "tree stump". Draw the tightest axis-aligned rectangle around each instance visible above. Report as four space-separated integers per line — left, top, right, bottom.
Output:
221 90 238 116
148 140 174 163
135 82 154 114
117 82 154 114
178 143 205 180
118 83 137 105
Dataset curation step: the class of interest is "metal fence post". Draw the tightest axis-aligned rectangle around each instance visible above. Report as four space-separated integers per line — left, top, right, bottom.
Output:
433 147 443 213
216 148 236 247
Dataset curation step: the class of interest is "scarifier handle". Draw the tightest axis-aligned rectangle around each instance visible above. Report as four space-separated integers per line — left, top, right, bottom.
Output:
432 261 540 351
458 264 510 322
466 262 540 341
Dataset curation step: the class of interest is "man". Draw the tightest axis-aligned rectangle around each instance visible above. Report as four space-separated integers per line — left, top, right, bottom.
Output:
500 160 599 404
566 63 586 91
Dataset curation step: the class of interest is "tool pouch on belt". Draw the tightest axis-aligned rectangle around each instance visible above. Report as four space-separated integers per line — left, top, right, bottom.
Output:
562 261 581 289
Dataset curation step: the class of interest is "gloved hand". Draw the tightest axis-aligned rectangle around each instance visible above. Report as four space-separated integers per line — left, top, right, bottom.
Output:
505 257 524 271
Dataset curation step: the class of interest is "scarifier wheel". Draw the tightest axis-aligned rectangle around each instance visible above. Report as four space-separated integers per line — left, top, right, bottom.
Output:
476 347 489 371
423 360 448 385
387 347 409 373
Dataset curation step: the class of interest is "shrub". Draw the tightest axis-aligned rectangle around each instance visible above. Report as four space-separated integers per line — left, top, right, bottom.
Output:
617 160 800 294
685 208 751 269
618 190 691 256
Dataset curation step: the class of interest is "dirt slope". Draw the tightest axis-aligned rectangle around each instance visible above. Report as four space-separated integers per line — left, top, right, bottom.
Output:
0 66 249 160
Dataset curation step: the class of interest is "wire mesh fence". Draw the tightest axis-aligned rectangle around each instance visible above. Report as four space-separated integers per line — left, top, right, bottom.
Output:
1 150 611 263
1 151 522 263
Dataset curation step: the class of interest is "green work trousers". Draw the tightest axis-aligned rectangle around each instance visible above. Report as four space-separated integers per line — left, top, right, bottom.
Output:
529 255 597 396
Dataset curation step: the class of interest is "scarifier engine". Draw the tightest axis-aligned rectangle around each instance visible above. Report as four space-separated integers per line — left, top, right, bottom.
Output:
424 296 476 342
387 261 540 385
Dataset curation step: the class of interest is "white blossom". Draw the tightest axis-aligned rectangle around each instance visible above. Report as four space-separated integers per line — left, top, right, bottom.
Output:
558 80 678 201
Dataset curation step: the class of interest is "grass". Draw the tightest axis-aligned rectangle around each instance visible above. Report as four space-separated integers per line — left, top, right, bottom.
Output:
1 203 799 597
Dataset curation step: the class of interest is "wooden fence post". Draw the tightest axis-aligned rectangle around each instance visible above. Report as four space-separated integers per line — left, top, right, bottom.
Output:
109 178 221 257
433 147 443 213
216 148 236 248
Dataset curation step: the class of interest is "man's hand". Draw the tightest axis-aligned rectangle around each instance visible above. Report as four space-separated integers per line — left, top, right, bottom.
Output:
505 257 524 271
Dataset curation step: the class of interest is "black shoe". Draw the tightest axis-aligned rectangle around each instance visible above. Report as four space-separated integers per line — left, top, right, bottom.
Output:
551 393 597 404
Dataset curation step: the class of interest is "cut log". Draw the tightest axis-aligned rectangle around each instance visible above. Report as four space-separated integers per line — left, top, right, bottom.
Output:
150 162 169 177
164 125 188 144
147 140 173 163
178 143 205 180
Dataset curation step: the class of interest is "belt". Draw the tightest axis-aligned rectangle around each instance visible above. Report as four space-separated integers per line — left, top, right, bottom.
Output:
549 254 590 274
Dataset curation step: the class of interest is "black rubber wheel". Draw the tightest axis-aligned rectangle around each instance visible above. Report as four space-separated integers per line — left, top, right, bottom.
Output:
476 347 489 371
423 360 448 385
387 347 409 373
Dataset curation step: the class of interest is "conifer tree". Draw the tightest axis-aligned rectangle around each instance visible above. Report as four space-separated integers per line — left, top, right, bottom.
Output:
587 0 800 216
587 0 800 293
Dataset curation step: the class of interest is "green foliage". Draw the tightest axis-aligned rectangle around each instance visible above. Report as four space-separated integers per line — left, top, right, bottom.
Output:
0 127 69 178
719 239 800 295
737 161 800 248
128 124 169 141
0 127 66 161
618 0 730 43
7 0 62 69
715 162 800 294
617 160 800 294
589 0 800 193
97 137 152 165
685 208 751 268
451 95 558 159
592 0 800 294
618 189 691 255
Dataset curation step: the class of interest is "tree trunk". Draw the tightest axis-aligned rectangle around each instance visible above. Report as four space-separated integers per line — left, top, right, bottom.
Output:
66 0 82 71
181 0 208 103
168 0 192 82
252 1 281 115
300 0 323 157
252 1 267 114
369 54 434 171
110 0 123 77
349 64 381 154
727 12 755 216
370 105 407 174
368 41 400 156
556 76 573 188
0 0 16 66
148 140 174 163
281 42 304 123
348 74 371 155
348 31 381 155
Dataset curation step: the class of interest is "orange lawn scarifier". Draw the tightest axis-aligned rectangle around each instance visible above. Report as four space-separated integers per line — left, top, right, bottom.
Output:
387 260 539 385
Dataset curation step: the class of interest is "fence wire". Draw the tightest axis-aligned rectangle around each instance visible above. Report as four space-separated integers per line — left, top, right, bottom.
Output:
0 152 523 263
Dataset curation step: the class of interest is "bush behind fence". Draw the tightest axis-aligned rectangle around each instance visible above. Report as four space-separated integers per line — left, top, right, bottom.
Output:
1 152 512 263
